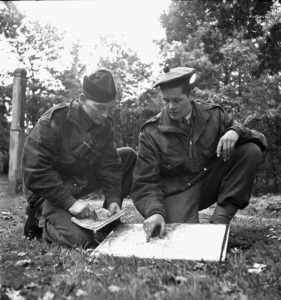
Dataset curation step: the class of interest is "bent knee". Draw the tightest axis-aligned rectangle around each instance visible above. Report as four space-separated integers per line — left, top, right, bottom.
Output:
117 147 137 164
236 142 262 163
44 221 96 248
118 147 137 157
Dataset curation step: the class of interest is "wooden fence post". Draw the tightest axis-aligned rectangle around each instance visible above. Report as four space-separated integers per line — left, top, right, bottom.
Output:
8 68 27 195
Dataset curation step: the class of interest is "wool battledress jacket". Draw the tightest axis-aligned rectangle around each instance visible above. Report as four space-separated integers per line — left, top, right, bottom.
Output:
132 101 267 219
22 99 122 210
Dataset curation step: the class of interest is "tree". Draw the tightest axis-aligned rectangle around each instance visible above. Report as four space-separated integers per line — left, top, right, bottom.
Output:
160 0 212 43
57 40 86 100
159 0 281 118
138 88 162 108
0 2 24 172
0 1 24 38
160 0 281 75
9 19 67 126
94 36 153 107
259 23 281 74
0 1 24 109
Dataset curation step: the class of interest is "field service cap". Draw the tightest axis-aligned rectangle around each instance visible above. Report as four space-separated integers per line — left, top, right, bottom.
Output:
83 69 117 103
154 66 196 88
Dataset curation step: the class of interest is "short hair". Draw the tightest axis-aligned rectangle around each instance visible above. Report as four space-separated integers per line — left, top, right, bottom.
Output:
159 78 192 96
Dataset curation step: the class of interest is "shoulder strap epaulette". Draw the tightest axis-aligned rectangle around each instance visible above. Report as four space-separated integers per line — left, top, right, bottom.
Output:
205 102 224 111
141 113 160 131
40 101 69 120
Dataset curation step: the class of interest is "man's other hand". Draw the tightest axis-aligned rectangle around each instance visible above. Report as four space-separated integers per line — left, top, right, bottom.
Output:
216 130 239 161
68 199 97 219
143 214 165 242
107 202 121 217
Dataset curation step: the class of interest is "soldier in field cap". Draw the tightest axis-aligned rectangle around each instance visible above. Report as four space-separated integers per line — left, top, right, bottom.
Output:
132 66 267 242
22 69 137 248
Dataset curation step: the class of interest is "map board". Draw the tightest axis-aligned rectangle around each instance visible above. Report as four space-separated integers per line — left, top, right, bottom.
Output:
92 223 230 261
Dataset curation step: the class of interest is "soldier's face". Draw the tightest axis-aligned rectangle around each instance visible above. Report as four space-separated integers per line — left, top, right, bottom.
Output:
161 86 192 121
82 98 116 125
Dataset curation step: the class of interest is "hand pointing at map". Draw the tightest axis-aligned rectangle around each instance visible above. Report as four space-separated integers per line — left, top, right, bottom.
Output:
143 214 166 242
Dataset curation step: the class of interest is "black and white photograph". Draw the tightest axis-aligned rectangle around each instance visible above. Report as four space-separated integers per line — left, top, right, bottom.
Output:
0 1 280 299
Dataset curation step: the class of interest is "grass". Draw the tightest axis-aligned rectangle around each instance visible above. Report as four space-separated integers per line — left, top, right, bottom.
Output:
0 175 280 300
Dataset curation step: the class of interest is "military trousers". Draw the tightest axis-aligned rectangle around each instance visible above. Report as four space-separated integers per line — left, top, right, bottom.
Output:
38 147 137 248
163 142 263 223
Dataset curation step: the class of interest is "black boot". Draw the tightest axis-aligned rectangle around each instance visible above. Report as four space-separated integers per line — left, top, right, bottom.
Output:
24 206 43 240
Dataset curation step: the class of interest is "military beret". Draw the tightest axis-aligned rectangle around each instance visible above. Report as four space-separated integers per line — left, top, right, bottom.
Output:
83 69 117 103
153 66 196 88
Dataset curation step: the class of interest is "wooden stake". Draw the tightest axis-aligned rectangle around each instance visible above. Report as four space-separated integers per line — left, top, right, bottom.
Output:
8 68 27 195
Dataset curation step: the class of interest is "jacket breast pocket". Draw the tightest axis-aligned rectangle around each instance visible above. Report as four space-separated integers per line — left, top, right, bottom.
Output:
160 153 185 176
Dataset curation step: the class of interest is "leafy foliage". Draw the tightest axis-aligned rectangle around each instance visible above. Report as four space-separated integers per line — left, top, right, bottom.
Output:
56 40 86 100
259 22 281 74
112 106 159 149
96 36 153 107
9 20 67 126
159 0 281 119
0 2 24 171
0 2 24 38
161 0 279 74
246 114 281 194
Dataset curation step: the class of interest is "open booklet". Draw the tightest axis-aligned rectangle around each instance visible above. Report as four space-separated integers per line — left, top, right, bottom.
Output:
71 208 125 232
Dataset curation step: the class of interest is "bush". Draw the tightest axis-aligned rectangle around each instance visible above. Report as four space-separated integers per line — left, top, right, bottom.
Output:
112 106 160 150
245 114 281 194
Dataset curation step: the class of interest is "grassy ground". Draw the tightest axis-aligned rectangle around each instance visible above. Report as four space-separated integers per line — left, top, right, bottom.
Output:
0 175 280 300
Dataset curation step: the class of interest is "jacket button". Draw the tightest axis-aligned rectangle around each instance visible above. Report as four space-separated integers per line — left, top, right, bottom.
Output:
73 183 77 187
187 182 191 187
204 168 207 171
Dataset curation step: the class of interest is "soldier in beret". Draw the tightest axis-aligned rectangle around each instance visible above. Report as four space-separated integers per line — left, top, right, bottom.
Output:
132 66 267 242
22 69 137 248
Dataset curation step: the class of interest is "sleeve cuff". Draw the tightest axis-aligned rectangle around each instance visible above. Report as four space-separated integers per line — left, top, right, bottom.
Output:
229 125 243 137
146 208 166 220
103 197 122 209
61 195 77 211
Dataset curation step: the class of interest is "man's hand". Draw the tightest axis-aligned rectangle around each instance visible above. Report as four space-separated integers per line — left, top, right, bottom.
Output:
216 130 239 161
68 199 97 219
107 202 121 217
143 214 165 242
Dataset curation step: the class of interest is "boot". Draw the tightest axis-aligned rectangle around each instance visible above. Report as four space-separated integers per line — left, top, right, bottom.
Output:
210 203 239 224
24 206 43 240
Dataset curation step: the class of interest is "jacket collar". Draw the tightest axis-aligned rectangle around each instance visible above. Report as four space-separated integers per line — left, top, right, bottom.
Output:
66 99 100 132
191 101 210 143
158 109 183 134
158 101 210 142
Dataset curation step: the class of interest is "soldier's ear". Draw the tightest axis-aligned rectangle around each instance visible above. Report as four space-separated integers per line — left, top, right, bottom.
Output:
79 94 86 102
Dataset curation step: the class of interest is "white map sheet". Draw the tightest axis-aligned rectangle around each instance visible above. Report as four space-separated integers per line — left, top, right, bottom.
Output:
92 223 230 261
